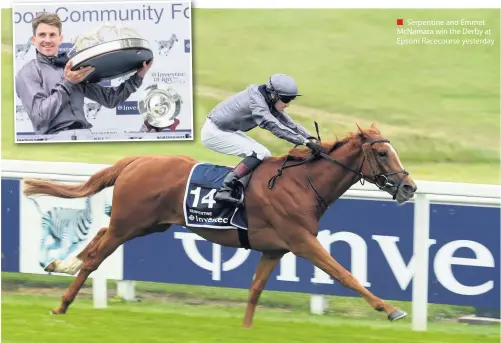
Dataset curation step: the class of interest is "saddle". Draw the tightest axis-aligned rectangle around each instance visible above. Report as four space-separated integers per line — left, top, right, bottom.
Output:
183 163 252 243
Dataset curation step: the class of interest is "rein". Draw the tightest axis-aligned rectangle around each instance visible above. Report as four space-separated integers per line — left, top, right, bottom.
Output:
268 121 323 189
267 153 316 189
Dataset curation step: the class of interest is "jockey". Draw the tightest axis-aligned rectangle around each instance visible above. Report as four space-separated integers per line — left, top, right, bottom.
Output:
201 73 323 205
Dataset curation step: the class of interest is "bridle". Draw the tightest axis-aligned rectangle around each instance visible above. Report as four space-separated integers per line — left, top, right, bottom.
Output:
268 126 409 206
319 138 409 190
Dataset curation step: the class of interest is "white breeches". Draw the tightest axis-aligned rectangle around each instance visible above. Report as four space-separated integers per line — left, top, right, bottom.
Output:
201 118 271 160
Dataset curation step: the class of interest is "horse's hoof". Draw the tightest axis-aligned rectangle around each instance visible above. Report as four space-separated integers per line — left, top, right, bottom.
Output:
388 309 407 321
44 261 58 273
50 309 65 315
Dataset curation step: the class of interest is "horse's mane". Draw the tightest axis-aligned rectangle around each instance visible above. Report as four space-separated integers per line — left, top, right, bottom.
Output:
274 124 381 162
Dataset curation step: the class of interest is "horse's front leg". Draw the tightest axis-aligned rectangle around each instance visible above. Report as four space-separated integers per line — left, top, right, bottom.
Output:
242 251 284 328
291 234 407 321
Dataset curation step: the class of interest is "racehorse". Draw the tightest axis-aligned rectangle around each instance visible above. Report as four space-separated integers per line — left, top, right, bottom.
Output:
23 123 417 327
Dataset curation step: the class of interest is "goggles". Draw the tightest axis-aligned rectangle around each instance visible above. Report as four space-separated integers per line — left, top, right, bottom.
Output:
278 95 296 103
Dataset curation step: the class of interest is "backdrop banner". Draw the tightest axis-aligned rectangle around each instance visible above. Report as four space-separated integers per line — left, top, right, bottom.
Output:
12 0 193 143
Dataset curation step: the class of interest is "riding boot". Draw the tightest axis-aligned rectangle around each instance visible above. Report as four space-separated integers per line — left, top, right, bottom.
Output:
214 155 263 205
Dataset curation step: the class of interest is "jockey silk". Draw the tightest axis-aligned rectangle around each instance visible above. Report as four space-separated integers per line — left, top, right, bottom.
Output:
207 84 311 146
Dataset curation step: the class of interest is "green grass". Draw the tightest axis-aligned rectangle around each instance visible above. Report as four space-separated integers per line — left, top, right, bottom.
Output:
2 294 499 343
2 8 500 184
191 9 501 165
3 294 499 343
2 273 499 343
0 272 483 323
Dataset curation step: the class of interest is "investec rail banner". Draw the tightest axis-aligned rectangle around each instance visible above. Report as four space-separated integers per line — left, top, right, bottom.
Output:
13 1 193 143
2 176 499 308
122 199 500 309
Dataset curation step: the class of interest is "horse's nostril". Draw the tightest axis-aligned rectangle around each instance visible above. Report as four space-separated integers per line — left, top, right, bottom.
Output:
403 184 414 193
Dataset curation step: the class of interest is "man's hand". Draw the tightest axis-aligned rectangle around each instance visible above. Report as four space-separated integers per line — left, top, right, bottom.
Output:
64 60 95 84
306 136 320 144
305 137 323 155
137 58 154 78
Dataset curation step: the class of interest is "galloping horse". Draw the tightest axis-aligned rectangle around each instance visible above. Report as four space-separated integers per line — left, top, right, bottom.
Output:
23 123 417 327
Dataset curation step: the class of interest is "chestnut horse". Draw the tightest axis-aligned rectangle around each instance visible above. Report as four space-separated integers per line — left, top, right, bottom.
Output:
23 123 417 327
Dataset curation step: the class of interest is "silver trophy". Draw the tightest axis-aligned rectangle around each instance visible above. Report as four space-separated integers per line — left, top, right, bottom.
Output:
67 22 153 83
139 84 183 132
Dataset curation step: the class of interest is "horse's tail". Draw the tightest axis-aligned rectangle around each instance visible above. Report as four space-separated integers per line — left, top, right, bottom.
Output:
23 156 142 199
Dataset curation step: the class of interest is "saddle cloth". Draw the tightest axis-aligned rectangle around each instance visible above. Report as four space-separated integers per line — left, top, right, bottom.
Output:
183 163 249 230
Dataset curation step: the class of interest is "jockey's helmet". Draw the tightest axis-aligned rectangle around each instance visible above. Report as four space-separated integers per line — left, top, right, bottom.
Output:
266 73 302 103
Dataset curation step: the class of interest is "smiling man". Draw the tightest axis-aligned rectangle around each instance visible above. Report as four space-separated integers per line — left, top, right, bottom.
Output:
14 12 153 141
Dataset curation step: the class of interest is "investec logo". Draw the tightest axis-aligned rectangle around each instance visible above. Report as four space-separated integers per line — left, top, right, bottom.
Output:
188 214 228 224
58 42 73 55
116 101 139 115
175 229 495 296
152 71 186 84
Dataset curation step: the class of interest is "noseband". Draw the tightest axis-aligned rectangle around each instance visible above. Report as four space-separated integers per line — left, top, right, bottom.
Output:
268 138 409 202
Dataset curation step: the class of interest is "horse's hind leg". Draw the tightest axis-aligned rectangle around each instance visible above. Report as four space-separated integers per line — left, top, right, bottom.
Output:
45 227 108 275
52 228 125 314
242 251 284 328
51 223 172 313
46 223 172 276
293 235 407 322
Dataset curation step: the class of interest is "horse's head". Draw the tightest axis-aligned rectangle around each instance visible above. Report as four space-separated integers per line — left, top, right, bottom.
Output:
349 123 416 203
270 123 417 204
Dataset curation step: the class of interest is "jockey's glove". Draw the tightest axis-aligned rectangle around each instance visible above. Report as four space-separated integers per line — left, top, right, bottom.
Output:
305 138 323 155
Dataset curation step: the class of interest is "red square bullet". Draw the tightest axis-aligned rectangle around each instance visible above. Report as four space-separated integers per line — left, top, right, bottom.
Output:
397 18 404 25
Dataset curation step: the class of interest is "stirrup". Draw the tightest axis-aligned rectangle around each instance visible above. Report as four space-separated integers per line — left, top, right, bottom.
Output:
214 190 242 205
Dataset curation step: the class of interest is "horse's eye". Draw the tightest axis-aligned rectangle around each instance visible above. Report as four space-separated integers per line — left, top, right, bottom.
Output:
378 151 387 158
